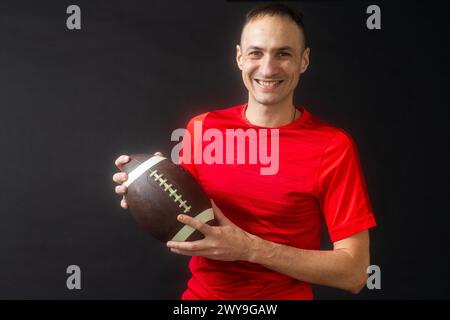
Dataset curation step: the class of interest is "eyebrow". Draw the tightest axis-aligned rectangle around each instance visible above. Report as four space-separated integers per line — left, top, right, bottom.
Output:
246 46 294 52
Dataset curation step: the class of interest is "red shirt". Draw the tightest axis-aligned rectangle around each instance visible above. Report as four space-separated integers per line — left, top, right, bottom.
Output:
178 104 376 299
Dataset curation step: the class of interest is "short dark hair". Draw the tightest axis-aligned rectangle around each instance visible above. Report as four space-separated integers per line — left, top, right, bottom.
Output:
242 3 308 49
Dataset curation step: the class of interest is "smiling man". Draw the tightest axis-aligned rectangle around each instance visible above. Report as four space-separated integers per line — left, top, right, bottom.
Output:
114 3 376 300
238 8 308 126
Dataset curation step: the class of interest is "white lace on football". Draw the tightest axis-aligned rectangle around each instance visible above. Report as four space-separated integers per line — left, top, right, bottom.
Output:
149 169 192 214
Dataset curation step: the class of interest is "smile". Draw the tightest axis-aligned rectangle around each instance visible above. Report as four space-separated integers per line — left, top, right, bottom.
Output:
254 79 284 89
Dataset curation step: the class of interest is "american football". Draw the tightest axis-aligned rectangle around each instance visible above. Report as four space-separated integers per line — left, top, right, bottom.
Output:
122 154 216 242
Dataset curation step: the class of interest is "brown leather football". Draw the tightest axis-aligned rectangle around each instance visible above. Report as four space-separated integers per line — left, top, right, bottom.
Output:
122 154 216 242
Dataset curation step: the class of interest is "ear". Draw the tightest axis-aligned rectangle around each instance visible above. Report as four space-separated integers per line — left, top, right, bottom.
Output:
236 44 243 71
300 47 310 74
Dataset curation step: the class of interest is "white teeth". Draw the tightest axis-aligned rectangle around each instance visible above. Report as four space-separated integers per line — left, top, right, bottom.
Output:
255 80 282 88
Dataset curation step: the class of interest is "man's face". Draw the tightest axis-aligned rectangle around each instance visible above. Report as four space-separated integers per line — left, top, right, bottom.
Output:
236 15 310 107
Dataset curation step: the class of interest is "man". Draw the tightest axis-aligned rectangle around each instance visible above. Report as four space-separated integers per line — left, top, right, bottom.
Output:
113 3 376 299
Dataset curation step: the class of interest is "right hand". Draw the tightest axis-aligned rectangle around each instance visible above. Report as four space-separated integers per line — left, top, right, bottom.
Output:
113 152 163 209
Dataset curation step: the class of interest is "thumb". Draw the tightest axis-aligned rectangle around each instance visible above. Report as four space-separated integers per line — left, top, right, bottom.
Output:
210 199 233 226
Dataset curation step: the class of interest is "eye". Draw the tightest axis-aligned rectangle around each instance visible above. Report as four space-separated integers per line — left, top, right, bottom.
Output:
248 51 262 58
278 52 291 58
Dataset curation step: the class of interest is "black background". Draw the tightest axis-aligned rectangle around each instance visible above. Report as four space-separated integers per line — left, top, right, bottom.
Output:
0 0 449 299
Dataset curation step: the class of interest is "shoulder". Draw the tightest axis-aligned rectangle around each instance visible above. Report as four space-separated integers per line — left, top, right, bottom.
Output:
185 103 245 128
316 127 361 175
301 110 356 153
327 128 357 152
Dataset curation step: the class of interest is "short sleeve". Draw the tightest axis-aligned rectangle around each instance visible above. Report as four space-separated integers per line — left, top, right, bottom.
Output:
318 130 376 242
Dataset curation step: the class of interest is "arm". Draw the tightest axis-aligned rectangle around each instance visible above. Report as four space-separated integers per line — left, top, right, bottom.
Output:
247 229 370 294
167 200 370 294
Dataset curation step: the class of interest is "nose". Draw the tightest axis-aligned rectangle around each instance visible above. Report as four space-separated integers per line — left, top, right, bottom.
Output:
258 55 279 79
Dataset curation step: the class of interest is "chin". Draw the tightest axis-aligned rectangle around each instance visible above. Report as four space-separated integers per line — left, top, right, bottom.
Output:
253 93 285 106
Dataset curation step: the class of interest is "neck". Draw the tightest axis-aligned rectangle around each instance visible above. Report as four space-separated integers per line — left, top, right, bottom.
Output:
245 97 300 127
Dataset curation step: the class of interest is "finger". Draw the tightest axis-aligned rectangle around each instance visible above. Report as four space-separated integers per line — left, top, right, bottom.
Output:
170 247 216 259
115 155 130 170
120 196 128 209
113 172 128 184
115 185 127 195
177 214 213 236
154 151 163 157
167 239 206 251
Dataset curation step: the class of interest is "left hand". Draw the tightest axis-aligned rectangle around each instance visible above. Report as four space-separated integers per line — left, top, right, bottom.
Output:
166 199 256 261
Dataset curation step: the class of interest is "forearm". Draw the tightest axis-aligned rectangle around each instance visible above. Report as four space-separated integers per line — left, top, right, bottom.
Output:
246 235 368 293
